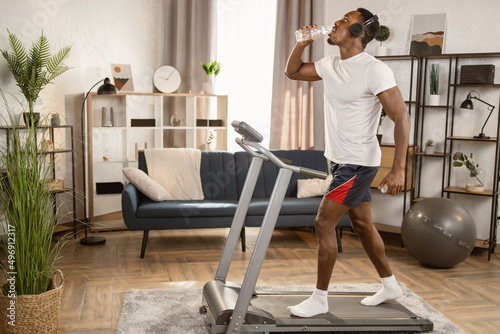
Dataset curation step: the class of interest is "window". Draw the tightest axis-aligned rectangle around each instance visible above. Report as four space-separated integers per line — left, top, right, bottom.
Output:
216 0 277 151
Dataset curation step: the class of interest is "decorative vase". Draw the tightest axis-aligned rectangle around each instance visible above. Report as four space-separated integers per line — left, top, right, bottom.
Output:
0 270 64 333
170 112 183 127
22 112 40 128
101 107 114 127
375 45 387 56
465 168 485 193
425 145 435 155
203 82 216 95
428 94 440 106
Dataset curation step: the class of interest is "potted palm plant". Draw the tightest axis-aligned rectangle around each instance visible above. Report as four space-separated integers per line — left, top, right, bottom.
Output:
201 60 221 94
0 30 71 127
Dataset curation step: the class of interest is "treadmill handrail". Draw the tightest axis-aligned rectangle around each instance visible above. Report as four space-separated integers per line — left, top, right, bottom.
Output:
235 137 327 180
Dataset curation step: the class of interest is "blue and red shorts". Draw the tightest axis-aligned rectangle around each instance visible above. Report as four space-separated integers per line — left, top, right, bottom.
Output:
325 162 379 208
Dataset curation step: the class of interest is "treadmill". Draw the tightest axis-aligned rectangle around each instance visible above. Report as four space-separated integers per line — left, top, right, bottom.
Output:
201 121 433 334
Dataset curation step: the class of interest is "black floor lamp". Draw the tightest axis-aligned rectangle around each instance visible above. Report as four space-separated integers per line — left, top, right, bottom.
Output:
80 78 118 246
460 90 496 139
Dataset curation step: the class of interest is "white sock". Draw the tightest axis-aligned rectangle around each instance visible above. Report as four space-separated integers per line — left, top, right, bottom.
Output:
287 288 328 317
361 275 403 306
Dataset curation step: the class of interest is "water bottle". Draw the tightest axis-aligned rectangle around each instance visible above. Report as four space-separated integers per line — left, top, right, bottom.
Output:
295 25 330 42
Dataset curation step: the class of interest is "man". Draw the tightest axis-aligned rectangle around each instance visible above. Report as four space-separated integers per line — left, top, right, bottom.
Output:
285 8 410 318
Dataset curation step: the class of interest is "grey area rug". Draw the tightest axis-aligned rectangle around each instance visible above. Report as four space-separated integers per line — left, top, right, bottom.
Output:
116 283 464 334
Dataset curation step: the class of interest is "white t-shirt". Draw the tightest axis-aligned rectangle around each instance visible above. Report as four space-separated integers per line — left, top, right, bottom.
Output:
314 52 396 166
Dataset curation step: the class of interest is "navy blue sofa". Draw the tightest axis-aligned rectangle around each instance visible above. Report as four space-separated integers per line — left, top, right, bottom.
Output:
121 150 351 258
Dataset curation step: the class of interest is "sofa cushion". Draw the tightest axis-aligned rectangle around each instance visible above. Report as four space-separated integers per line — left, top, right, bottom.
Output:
200 151 239 200
136 199 238 218
122 167 172 202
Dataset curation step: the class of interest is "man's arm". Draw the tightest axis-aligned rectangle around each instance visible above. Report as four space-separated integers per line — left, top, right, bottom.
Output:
377 86 411 196
285 39 322 81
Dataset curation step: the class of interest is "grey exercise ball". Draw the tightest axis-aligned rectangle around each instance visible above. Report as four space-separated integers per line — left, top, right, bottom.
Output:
402 198 476 268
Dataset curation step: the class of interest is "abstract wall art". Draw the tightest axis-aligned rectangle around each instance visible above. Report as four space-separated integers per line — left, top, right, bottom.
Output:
410 14 446 56
111 64 135 92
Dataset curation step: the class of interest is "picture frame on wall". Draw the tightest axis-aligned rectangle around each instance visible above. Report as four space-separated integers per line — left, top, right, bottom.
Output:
409 13 447 56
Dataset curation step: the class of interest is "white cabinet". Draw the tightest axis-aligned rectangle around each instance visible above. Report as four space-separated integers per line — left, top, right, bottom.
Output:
85 92 228 229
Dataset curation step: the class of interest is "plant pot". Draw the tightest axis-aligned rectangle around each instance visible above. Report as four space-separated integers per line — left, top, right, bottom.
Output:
425 145 435 155
428 94 440 106
51 117 61 127
0 270 64 333
22 112 40 127
203 82 216 95
376 134 383 144
375 45 387 56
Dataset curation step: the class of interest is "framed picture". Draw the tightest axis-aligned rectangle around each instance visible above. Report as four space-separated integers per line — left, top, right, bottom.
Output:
111 64 135 92
409 14 446 56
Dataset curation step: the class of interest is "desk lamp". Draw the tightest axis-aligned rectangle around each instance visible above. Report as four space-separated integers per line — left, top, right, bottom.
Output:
460 90 496 139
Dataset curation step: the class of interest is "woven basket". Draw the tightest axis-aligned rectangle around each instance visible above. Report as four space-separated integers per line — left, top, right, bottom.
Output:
0 269 64 334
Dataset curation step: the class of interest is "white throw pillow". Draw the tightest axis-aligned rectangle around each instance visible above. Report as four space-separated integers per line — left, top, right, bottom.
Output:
123 167 172 201
297 174 332 198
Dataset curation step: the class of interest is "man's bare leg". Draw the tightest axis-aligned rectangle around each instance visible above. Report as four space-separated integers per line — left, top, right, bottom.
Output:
348 202 402 306
287 198 350 317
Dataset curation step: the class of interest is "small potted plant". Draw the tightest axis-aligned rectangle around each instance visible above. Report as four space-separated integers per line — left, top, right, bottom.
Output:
375 25 390 56
377 108 387 143
201 60 221 95
429 64 440 105
425 139 435 154
50 112 61 126
452 152 485 193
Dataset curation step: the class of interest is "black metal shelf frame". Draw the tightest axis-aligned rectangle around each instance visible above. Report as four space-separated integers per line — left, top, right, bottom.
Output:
412 52 500 260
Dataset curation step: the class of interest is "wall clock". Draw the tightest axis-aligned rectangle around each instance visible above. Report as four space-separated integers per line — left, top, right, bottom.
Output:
153 65 181 93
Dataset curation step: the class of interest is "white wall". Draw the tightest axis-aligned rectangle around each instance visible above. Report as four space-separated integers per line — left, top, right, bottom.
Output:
324 0 500 242
0 0 164 220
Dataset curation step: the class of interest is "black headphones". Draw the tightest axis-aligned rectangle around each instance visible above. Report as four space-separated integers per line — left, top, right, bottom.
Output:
350 15 379 37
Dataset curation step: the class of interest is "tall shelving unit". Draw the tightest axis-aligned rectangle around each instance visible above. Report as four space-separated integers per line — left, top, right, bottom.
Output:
413 53 500 260
85 92 228 230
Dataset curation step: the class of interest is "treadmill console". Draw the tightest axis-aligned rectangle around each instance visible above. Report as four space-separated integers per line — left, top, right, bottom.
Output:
231 121 264 143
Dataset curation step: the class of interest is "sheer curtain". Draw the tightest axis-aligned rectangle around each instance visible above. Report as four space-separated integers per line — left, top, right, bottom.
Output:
270 0 325 150
162 0 216 147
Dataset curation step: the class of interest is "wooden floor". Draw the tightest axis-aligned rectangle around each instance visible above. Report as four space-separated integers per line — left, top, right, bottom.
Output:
7 227 500 333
